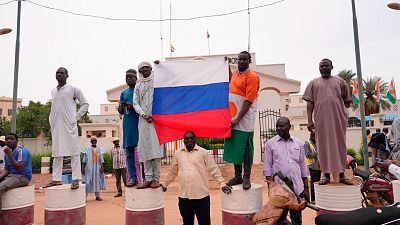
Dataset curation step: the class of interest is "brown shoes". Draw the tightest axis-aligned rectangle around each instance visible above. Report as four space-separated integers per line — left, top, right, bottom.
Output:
136 180 161 189
151 180 161 188
136 181 152 189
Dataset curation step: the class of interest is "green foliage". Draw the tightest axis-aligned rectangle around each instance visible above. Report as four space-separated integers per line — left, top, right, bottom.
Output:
337 69 356 86
103 152 113 173
31 153 53 173
347 147 363 165
77 102 92 136
0 117 11 135
362 76 391 115
209 143 224 149
16 101 51 138
357 147 366 165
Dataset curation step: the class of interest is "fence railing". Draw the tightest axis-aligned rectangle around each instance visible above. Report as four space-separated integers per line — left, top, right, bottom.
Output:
161 138 226 165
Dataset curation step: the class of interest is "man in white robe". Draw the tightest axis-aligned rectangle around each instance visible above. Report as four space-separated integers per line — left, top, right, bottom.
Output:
45 67 89 189
134 61 164 189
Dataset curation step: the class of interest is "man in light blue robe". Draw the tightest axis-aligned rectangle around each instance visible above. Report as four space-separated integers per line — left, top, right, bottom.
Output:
82 136 106 201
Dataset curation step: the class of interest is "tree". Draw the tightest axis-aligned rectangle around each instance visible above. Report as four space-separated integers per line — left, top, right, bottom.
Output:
363 76 391 115
338 69 357 110
337 69 356 87
77 102 92 136
0 118 11 136
16 101 51 138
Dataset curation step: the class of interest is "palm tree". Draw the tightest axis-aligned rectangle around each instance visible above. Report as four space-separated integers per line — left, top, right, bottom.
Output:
362 76 391 115
337 69 356 87
338 69 357 109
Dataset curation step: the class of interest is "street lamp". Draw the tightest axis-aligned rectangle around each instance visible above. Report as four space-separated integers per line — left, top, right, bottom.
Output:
0 28 12 35
351 0 369 171
388 2 400 10
11 0 22 133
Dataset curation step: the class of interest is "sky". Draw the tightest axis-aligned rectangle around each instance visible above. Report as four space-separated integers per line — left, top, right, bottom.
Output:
0 0 399 114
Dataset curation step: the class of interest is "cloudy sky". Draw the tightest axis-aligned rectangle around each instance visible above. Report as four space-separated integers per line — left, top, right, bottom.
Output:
0 0 399 114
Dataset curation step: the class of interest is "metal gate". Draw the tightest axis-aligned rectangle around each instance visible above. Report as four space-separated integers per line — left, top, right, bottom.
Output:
259 109 281 161
161 138 226 165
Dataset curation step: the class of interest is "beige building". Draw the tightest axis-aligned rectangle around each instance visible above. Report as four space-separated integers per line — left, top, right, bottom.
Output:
80 103 120 148
0 96 22 120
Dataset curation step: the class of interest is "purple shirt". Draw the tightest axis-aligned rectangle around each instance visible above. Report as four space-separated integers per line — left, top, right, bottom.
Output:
263 135 308 195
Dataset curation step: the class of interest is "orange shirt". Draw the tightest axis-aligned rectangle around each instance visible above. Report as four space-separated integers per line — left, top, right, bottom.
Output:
229 69 260 103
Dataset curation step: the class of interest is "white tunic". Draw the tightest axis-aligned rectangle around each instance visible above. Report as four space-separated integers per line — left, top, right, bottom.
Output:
133 73 164 162
50 83 89 157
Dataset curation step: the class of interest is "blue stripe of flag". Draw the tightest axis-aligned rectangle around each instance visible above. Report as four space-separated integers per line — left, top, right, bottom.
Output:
153 82 229 115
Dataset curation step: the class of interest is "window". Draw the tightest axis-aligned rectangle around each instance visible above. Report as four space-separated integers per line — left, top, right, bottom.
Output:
0 108 2 115
105 106 108 112
8 109 12 116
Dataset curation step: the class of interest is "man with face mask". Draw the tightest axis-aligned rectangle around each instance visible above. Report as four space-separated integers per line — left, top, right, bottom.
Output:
224 51 260 190
133 61 164 189
302 59 352 185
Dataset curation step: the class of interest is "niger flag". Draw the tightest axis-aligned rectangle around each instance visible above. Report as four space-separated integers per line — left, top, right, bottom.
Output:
352 79 359 106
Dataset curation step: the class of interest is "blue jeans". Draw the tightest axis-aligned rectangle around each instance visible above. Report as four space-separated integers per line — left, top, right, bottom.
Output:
125 146 137 181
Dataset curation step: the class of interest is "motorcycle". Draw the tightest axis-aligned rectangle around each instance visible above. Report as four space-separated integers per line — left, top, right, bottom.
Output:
347 155 394 207
250 171 318 225
315 202 400 225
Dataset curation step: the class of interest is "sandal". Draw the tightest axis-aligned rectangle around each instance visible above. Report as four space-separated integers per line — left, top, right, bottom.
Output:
318 177 330 185
42 181 62 188
339 177 353 185
71 180 80 189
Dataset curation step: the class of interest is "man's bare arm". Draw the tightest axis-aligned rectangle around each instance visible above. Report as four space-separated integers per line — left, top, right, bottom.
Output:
306 101 314 132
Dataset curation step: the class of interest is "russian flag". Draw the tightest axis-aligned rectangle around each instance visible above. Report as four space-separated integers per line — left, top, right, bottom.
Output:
153 59 231 144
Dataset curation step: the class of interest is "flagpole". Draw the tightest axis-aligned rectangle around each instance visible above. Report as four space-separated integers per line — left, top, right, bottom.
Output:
351 0 369 171
159 0 164 60
169 2 172 57
11 0 22 133
207 30 210 56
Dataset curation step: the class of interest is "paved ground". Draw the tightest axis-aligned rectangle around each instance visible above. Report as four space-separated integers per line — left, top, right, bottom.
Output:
31 164 319 225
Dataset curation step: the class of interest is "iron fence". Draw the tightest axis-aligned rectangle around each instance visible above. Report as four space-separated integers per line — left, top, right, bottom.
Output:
161 138 226 165
259 109 281 161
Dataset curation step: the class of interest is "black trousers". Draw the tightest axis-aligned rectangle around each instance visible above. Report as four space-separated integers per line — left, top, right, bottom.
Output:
234 137 252 178
309 168 321 202
114 168 126 194
178 196 210 225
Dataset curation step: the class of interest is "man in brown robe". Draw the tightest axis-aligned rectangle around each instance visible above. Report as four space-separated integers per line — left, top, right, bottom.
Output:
302 59 353 185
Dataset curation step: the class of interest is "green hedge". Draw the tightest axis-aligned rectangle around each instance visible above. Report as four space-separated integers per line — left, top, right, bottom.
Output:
31 152 114 174
103 152 113 173
31 153 52 173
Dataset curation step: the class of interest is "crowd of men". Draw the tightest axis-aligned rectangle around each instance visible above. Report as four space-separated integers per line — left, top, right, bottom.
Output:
1 51 400 225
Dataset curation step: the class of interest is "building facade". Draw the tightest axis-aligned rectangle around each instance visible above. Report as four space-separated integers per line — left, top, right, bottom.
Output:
0 96 22 120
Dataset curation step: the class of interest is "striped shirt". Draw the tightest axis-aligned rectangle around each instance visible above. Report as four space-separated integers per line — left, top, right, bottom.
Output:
110 146 127 169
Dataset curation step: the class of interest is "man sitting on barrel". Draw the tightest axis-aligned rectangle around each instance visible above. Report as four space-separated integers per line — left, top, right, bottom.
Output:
0 133 32 213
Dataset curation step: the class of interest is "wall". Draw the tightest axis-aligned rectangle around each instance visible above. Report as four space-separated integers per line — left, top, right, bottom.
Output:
19 136 116 155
